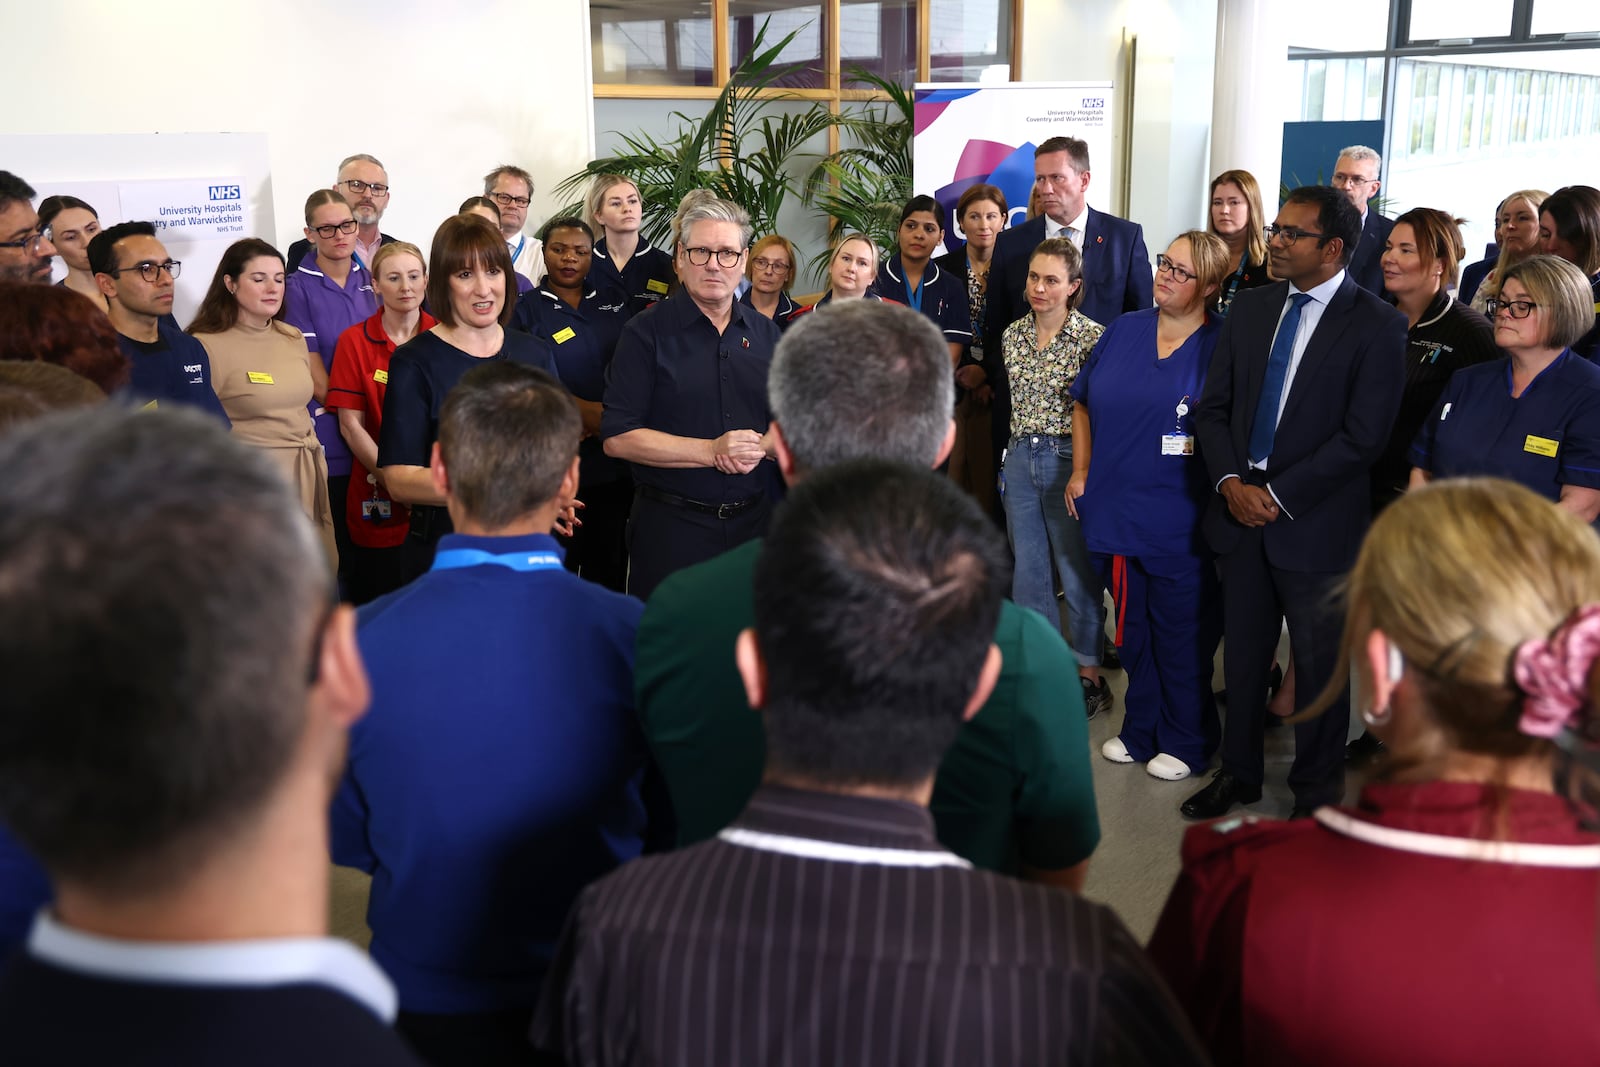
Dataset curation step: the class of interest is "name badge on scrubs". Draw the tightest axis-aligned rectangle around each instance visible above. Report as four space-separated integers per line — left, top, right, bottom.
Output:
646 278 670 295
361 500 393 521
247 371 275 385
1162 434 1195 456
1525 434 1560 457
373 368 389 384
552 326 576 344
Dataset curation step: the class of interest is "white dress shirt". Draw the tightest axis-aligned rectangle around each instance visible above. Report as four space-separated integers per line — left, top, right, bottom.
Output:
1045 205 1089 252
28 913 399 1021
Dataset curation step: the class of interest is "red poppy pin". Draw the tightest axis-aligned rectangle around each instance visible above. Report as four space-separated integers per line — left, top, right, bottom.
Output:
1096 235 1104 244
742 337 750 349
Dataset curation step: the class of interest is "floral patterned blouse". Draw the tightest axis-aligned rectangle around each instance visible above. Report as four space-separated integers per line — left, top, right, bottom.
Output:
1001 309 1105 438
965 260 989 344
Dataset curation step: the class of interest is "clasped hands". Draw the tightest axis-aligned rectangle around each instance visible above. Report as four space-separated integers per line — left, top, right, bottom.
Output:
712 429 766 475
1221 479 1279 527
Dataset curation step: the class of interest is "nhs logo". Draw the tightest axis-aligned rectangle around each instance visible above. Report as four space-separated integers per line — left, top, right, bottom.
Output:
209 185 241 201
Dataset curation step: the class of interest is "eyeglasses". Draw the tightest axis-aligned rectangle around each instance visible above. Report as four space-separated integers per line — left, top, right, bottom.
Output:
490 192 531 209
313 219 359 238
751 257 790 274
339 179 389 197
1155 254 1197 283
109 259 182 282
684 247 744 268
1331 172 1377 188
1486 298 1539 319
0 229 48 255
1264 224 1328 245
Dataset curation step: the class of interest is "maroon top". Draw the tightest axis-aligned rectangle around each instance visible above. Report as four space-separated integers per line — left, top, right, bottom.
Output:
1149 780 1600 1067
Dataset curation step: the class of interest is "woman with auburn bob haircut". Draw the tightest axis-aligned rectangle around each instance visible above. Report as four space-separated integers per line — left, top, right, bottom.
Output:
1151 477 1600 1066
377 214 558 580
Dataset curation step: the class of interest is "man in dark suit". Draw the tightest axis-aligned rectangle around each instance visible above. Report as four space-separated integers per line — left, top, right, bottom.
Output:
1183 185 1406 821
1332 145 1394 297
0 408 422 1066
533 461 1206 1066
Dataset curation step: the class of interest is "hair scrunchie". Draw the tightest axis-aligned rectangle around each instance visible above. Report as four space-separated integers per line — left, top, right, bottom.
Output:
1512 605 1600 738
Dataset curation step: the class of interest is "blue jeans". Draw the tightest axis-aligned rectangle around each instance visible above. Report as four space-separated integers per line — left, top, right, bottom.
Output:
1002 435 1104 666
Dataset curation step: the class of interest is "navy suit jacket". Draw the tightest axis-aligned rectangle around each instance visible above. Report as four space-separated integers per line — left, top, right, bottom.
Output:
984 209 1152 450
1193 276 1406 572
1345 209 1395 298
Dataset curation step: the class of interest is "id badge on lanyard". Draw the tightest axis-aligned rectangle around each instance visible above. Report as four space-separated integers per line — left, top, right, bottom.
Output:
1162 394 1195 456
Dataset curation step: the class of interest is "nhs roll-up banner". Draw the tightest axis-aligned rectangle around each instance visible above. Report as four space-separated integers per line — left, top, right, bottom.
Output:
914 83 1114 252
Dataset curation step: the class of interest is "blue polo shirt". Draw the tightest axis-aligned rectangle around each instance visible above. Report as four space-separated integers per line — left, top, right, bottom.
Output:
332 532 647 1014
601 294 781 505
284 251 378 478
377 328 558 469
116 321 231 427
875 255 974 345
1069 308 1218 558
1410 348 1600 502
590 239 676 319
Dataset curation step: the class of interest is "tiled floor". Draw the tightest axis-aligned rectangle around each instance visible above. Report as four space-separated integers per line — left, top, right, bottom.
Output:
329 630 1365 950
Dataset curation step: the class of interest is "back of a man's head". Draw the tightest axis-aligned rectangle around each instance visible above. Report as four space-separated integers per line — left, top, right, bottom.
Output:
768 301 954 475
438 362 581 528
751 460 1009 791
0 408 329 895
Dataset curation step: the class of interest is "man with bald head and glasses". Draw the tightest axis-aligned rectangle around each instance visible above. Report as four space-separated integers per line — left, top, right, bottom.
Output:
601 197 781 600
287 154 398 274
0 171 56 284
89 221 229 425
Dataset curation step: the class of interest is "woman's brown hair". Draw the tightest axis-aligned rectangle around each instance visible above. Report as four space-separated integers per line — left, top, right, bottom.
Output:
426 215 518 329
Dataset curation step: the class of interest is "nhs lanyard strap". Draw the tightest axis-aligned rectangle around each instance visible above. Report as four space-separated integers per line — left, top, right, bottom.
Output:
430 548 564 573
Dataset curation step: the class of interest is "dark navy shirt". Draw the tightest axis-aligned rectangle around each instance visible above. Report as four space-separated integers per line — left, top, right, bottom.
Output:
1069 308 1218 558
334 532 647 1014
875 254 974 344
601 295 781 505
1410 348 1600 502
0 825 48 957
737 288 799 332
377 328 558 470
117 321 231 427
590 239 676 320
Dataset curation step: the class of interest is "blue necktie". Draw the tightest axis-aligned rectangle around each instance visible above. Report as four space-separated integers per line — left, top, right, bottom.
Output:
1248 292 1313 465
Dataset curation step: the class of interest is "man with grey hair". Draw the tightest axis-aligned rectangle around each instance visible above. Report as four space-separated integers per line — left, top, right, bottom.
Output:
601 197 780 599
287 153 398 273
1330 144 1393 296
634 299 1102 888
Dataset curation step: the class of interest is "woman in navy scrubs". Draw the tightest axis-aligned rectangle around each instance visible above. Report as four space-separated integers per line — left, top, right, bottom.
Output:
782 233 884 328
1411 254 1600 522
875 195 972 365
1066 231 1230 779
1537 185 1600 361
738 234 799 326
586 174 676 319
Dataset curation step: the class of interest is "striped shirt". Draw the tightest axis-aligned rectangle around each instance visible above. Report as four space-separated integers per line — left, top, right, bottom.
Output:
531 785 1207 1066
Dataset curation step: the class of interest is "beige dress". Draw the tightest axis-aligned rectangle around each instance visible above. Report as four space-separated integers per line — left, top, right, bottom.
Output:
195 321 338 567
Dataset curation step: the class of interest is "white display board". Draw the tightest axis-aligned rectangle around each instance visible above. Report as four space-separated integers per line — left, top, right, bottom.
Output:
0 133 272 325
913 82 1115 249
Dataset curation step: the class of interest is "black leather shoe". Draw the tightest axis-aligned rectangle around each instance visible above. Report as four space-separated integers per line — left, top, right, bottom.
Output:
1180 771 1263 820
1102 641 1122 672
1287 805 1319 820
1345 731 1386 766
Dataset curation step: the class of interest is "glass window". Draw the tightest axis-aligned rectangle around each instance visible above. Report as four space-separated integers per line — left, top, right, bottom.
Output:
842 1 917 87
928 0 1011 82
593 4 717 87
1287 0 1388 53
1532 0 1600 36
1406 0 1512 43
729 3 826 88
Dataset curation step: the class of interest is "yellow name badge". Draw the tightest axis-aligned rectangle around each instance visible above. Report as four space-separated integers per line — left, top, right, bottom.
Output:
373 368 389 385
246 371 275 385
646 278 670 294
142 399 159 410
552 326 576 344
1524 435 1560 458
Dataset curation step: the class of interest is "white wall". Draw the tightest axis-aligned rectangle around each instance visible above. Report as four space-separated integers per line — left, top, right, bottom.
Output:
1020 0 1219 251
5 0 596 258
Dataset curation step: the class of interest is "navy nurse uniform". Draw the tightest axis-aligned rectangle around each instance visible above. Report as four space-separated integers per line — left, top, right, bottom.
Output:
874 255 973 349
1069 308 1223 772
590 238 676 320
1410 348 1600 504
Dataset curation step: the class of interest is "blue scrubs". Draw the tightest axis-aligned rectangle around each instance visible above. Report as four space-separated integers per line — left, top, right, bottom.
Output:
1410 348 1600 502
874 255 973 346
590 239 676 320
116 321 231 428
1069 308 1222 770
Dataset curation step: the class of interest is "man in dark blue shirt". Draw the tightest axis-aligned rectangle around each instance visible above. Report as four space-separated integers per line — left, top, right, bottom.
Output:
601 198 782 600
336 362 647 1067
90 222 230 426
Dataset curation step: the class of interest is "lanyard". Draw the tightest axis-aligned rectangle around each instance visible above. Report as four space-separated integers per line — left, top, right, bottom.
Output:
904 273 925 312
509 236 525 264
430 548 563 573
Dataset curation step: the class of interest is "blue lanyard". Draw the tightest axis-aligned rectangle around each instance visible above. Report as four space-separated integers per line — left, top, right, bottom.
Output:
430 548 564 573
509 236 525 263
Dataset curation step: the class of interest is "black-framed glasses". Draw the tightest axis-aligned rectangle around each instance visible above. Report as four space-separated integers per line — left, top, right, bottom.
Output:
339 179 389 197
1331 172 1378 188
313 219 359 238
1155 254 1197 283
109 259 182 283
1264 224 1328 245
1486 298 1539 319
490 192 531 209
684 247 743 267
751 256 790 274
0 229 48 255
